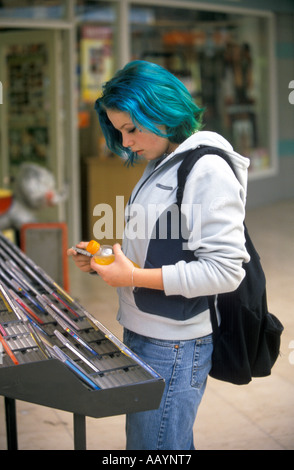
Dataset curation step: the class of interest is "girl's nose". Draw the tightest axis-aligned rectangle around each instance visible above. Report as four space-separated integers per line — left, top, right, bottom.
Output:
122 133 135 149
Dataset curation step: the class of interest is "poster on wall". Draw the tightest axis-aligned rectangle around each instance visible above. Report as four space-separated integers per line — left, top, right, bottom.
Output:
81 25 113 103
6 43 50 169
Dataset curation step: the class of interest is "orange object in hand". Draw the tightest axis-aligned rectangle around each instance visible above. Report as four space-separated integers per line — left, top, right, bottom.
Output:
86 240 140 267
86 240 100 255
87 240 115 265
94 253 115 265
93 246 115 265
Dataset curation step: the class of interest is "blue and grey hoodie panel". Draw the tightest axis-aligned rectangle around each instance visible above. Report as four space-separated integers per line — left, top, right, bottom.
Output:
133 206 208 321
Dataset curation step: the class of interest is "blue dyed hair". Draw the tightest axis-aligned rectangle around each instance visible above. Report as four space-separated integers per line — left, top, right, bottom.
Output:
95 60 204 164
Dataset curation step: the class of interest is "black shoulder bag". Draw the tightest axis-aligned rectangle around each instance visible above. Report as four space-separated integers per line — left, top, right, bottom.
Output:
177 145 284 385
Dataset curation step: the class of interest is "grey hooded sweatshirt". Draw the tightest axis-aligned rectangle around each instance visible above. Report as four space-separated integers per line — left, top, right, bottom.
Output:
117 131 250 340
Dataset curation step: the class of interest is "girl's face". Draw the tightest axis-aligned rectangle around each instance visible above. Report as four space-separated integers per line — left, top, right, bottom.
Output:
106 109 179 161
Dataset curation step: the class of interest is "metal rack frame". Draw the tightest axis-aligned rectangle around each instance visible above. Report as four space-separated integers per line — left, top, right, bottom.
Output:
0 233 164 449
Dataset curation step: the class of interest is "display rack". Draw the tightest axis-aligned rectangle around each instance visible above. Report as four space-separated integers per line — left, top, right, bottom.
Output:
0 233 164 450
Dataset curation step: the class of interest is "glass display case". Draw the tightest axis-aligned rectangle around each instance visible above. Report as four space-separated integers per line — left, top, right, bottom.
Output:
130 5 276 177
0 0 65 20
0 0 280 245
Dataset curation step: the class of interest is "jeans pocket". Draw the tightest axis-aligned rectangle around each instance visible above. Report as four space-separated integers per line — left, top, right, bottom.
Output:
191 335 213 389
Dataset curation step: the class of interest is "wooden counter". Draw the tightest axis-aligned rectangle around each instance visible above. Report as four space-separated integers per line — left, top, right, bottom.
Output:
83 156 146 244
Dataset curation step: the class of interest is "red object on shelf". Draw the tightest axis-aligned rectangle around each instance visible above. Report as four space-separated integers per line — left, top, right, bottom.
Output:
0 190 13 215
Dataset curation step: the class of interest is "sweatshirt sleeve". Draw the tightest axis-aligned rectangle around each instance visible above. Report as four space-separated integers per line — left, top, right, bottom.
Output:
162 154 250 298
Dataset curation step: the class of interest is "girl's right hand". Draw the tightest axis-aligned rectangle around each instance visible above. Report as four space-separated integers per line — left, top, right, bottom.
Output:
67 241 94 273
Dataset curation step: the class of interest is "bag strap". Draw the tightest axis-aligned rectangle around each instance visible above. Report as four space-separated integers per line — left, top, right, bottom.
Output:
176 145 236 207
208 296 219 343
176 145 237 340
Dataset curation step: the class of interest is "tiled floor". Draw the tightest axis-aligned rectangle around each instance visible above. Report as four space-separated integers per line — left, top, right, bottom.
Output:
0 199 293 450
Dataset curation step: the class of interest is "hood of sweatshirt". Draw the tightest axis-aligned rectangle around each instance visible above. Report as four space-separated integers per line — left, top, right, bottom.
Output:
153 130 250 194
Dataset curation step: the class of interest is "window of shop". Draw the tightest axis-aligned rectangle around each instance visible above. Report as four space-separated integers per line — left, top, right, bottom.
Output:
130 5 276 177
0 0 278 244
0 29 69 225
0 0 66 20
76 1 116 160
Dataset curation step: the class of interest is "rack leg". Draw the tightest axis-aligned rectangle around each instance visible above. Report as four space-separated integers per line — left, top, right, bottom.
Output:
73 413 86 450
5 397 18 450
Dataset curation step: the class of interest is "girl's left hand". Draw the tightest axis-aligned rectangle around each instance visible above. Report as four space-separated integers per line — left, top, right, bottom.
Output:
90 243 134 287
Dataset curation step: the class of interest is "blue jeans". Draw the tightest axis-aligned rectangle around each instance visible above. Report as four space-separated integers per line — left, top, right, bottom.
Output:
123 329 213 450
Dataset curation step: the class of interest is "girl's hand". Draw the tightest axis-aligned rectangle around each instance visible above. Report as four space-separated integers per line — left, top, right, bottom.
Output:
90 243 134 287
67 241 94 273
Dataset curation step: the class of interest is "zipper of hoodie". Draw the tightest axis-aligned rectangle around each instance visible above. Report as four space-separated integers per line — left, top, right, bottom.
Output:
123 153 183 260
128 151 188 206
